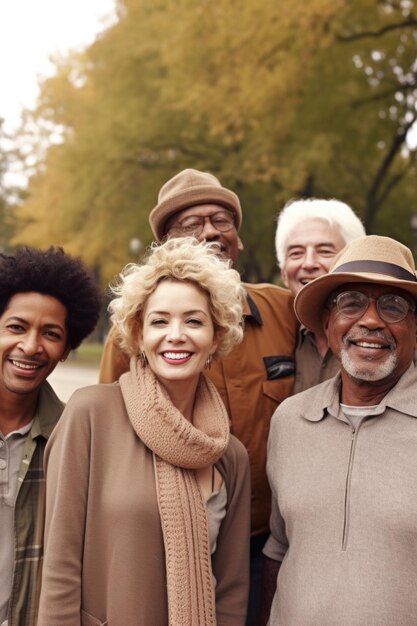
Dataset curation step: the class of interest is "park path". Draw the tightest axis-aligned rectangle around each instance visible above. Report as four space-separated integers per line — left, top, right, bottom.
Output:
47 361 100 402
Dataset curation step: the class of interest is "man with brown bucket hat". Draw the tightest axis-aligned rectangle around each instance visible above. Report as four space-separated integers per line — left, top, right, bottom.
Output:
99 169 298 624
261 235 417 625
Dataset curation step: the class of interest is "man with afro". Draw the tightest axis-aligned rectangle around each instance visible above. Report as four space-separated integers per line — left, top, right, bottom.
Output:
0 246 101 626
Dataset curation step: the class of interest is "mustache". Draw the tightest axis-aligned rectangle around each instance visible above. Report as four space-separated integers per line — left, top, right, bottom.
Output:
343 328 396 350
9 355 46 365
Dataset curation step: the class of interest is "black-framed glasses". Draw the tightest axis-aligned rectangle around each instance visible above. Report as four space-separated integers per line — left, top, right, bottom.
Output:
328 290 416 323
167 211 235 237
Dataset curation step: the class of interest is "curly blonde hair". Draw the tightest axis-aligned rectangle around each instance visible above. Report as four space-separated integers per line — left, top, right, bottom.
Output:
109 238 246 358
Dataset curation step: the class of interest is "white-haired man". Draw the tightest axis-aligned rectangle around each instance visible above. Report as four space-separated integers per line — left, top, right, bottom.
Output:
275 198 365 392
262 235 417 625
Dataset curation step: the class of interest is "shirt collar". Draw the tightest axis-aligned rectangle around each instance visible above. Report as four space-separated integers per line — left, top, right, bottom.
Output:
302 362 417 422
301 374 342 422
243 293 263 325
30 381 65 441
377 363 417 418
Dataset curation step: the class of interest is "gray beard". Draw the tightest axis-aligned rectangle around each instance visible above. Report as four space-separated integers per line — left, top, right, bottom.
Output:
340 348 398 382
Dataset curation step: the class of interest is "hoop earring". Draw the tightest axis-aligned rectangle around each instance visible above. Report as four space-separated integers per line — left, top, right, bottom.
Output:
140 351 148 367
205 354 212 370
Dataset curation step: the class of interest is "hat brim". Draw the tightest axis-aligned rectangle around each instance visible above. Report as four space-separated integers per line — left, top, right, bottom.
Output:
149 186 242 241
294 271 417 335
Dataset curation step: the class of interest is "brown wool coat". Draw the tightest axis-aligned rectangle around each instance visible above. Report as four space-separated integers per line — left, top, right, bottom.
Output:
37 383 250 626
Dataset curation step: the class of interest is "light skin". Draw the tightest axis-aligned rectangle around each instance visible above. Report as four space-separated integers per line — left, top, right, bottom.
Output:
281 218 346 296
138 278 220 498
281 218 347 356
0 292 70 435
165 203 244 267
322 282 417 406
138 279 218 420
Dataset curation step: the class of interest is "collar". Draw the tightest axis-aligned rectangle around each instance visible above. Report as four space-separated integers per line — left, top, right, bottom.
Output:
297 324 311 347
301 374 342 422
302 362 417 422
242 293 263 325
30 381 65 441
376 363 417 418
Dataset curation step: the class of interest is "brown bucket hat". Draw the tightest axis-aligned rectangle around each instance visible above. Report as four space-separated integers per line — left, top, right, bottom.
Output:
295 235 417 334
149 169 242 241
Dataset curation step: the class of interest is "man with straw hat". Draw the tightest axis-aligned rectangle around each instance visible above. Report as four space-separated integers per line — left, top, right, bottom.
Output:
262 235 417 625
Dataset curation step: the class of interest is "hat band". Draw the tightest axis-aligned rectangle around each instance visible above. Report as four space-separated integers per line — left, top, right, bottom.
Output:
334 260 417 282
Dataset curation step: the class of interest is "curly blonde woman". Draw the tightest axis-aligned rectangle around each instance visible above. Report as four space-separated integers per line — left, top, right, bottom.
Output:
38 238 251 626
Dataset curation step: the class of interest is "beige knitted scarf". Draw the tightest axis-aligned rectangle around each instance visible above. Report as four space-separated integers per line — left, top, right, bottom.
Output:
119 357 230 626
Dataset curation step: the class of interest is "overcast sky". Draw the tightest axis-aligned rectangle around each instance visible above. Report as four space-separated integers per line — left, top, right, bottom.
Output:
1 1 416 151
0 0 117 131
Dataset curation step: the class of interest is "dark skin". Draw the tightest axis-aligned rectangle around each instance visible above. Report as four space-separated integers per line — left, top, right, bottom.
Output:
259 281 417 624
259 557 281 626
322 283 417 406
165 204 244 267
0 292 70 435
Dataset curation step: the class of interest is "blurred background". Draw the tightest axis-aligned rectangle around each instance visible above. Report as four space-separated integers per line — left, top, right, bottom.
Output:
1 0 417 370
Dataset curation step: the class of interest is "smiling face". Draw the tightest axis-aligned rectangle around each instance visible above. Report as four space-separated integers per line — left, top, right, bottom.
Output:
322 282 417 402
138 279 217 398
0 292 69 400
281 218 346 295
165 204 243 267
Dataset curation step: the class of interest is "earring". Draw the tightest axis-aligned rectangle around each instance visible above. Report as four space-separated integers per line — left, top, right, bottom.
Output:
205 354 212 370
140 351 148 367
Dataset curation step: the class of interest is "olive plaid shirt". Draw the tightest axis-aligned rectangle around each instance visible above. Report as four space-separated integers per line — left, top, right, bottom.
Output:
6 382 64 626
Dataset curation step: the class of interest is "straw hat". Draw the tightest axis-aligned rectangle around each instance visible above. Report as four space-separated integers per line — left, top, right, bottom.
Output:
295 235 417 334
149 169 242 241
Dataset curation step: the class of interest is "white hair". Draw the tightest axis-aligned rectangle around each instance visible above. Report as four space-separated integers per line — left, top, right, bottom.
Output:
275 198 366 267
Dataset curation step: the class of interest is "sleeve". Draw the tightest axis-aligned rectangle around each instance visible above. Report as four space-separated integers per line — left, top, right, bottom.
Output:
98 325 130 383
37 394 93 626
212 436 251 626
262 409 288 563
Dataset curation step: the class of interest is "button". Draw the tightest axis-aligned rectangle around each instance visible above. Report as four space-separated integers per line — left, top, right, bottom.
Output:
0 441 4 448
0 459 7 470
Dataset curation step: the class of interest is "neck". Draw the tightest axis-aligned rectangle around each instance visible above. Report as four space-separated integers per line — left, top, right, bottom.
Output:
162 378 200 422
0 391 39 436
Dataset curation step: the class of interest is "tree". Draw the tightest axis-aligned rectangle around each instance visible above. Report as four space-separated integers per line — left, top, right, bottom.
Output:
10 0 417 282
0 119 20 251
276 0 417 244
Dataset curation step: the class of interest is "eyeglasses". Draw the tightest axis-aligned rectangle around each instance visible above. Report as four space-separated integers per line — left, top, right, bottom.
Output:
328 290 416 324
167 211 235 237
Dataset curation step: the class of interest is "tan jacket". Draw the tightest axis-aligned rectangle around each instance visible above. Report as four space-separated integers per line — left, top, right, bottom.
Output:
99 283 298 536
264 364 417 625
38 383 250 626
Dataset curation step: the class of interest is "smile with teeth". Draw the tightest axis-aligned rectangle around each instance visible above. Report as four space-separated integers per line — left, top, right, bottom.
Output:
10 359 42 370
353 341 387 349
162 352 192 360
345 329 395 352
299 277 319 285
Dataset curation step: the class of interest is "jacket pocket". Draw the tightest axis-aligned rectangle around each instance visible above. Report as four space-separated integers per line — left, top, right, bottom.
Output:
262 377 294 405
81 609 108 626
